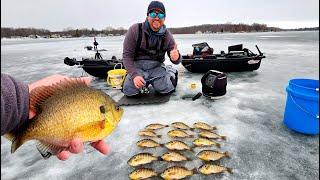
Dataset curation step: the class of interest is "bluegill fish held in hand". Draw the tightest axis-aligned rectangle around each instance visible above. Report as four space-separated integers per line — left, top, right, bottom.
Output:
4 79 123 158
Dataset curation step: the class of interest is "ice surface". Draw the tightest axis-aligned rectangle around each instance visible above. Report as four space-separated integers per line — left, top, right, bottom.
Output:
1 31 319 180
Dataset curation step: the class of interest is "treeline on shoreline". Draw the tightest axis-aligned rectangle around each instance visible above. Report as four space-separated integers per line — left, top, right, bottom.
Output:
1 23 318 38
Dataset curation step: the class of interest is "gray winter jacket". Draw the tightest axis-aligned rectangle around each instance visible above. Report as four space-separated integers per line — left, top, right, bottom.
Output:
1 74 29 135
122 22 181 79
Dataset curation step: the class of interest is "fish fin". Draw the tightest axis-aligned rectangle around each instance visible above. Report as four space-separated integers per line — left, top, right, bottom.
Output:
220 136 227 140
11 136 23 154
75 120 106 135
224 151 231 158
212 126 217 130
157 135 162 138
36 141 66 159
29 78 87 112
226 167 233 174
216 142 221 148
3 132 16 142
29 86 57 113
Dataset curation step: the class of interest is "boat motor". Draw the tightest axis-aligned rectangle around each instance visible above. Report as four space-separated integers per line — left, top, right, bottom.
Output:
64 57 79 66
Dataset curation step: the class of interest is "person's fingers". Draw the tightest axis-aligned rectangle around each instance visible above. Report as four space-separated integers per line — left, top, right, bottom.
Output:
134 79 140 89
138 79 145 86
57 151 70 161
69 138 84 154
137 82 143 88
140 77 146 85
91 140 109 155
134 83 139 89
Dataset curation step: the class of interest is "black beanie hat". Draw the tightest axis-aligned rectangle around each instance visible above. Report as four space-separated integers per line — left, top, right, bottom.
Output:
147 1 166 15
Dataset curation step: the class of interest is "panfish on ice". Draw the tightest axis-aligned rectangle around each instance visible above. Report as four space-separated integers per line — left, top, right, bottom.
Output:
167 129 194 138
161 166 196 180
145 123 168 130
165 140 193 151
161 151 189 162
197 150 230 161
129 168 157 180
198 164 232 175
127 153 158 167
199 130 226 140
136 139 161 148
193 122 217 131
138 130 161 138
171 122 194 131
193 138 221 148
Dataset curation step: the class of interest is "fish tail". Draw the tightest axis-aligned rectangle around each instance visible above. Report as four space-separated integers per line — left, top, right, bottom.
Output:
220 136 227 140
190 147 195 153
226 167 233 174
224 151 231 158
157 156 163 161
192 168 198 175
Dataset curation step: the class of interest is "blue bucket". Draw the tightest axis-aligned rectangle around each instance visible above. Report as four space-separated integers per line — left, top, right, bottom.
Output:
283 79 319 135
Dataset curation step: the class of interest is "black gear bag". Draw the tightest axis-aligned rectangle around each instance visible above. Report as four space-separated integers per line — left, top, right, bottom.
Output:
201 70 227 98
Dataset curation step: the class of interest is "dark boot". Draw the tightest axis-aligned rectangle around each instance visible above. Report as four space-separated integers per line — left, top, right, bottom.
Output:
170 70 178 88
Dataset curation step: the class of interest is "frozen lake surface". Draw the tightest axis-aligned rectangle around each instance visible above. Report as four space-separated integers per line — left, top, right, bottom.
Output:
1 31 319 180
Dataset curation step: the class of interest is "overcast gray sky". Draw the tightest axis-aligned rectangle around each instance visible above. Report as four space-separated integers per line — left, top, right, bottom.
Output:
1 0 319 31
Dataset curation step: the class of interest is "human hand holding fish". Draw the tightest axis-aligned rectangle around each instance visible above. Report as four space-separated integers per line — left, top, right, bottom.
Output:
27 74 110 161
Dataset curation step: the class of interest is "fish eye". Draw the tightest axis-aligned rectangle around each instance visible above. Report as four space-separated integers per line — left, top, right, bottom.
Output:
100 105 106 114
